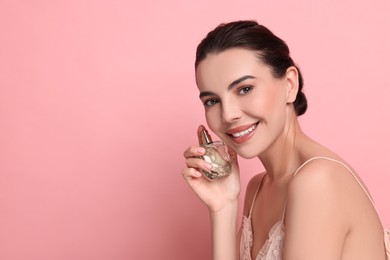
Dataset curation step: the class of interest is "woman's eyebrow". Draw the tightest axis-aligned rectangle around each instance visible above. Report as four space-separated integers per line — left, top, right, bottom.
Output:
199 91 214 99
228 75 255 90
199 75 255 99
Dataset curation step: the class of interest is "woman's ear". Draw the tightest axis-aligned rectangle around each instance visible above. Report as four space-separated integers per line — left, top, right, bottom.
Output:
285 66 299 103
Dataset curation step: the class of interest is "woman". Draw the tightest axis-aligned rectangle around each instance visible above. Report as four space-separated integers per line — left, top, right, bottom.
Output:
182 20 389 260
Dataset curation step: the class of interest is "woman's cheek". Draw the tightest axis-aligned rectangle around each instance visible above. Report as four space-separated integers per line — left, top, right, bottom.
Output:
205 109 220 134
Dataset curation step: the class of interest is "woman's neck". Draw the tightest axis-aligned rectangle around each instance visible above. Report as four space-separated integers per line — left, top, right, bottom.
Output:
258 115 307 182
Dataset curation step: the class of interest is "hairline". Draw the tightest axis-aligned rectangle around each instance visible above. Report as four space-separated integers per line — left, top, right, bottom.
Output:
196 47 287 79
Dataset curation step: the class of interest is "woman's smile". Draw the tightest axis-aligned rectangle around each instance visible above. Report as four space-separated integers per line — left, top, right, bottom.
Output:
226 122 259 144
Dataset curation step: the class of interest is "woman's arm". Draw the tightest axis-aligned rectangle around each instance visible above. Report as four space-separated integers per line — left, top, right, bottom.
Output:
210 200 239 260
283 160 349 260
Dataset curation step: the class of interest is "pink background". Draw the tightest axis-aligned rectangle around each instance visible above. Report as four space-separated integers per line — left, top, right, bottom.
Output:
0 1 389 259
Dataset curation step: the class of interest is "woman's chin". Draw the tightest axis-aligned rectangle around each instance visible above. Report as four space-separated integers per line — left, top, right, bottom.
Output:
235 149 260 160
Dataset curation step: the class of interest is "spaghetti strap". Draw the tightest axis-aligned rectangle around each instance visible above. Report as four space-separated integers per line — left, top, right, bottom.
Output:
248 174 267 218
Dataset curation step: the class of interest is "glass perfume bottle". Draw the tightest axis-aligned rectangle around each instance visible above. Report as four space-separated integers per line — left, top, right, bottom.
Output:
200 129 232 180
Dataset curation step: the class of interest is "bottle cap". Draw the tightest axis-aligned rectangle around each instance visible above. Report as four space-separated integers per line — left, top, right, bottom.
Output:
200 129 213 145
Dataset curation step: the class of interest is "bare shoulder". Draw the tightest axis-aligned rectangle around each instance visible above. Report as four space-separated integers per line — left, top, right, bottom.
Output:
242 172 266 217
286 157 360 228
288 157 354 196
287 156 377 220
283 158 386 259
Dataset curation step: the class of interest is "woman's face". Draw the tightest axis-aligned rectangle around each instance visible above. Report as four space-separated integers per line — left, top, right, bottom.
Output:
196 48 297 159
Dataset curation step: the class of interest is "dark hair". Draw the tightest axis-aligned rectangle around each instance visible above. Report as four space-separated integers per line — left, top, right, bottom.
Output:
195 20 307 116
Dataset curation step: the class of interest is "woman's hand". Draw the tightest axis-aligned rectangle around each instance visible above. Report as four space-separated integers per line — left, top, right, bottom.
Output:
182 125 240 213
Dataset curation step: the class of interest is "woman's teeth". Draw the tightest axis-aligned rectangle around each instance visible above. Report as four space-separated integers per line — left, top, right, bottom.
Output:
231 124 256 138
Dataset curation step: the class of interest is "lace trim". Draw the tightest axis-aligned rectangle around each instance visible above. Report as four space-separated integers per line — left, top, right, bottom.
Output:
240 216 284 260
240 217 253 260
257 221 284 260
385 228 390 259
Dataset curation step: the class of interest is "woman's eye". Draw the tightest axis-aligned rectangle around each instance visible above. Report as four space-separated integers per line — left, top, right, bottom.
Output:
204 98 219 107
238 86 253 95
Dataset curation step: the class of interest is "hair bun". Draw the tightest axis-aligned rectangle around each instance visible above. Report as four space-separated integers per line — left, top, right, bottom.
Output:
294 91 307 116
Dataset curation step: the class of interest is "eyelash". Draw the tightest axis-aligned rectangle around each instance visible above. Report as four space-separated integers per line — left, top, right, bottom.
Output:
238 85 253 95
203 98 219 107
203 85 253 107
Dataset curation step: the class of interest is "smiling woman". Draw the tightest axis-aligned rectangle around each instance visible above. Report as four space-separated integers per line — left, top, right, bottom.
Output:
182 20 390 260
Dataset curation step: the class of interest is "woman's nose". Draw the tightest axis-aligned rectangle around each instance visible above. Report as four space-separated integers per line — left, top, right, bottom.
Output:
221 100 242 123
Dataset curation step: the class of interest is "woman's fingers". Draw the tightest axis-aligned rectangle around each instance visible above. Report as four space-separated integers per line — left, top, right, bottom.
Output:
183 145 205 158
182 167 202 179
182 143 212 180
186 157 212 171
197 125 206 145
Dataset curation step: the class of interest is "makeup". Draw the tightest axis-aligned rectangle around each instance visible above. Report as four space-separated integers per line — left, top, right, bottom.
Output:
200 129 232 180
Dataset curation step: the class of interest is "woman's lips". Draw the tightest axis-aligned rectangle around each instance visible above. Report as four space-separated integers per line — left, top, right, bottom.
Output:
226 122 259 144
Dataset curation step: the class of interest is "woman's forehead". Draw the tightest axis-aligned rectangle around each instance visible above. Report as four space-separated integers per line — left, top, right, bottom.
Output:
195 49 269 88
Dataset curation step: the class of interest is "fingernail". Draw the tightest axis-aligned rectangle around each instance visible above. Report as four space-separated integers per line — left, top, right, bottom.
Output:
196 147 205 153
205 162 213 169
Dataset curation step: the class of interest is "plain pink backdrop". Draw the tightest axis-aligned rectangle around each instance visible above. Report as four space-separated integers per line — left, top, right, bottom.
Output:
0 1 389 259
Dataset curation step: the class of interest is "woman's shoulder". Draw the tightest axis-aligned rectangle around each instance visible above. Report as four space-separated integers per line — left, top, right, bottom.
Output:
247 172 266 188
291 156 356 182
284 156 386 258
286 156 371 224
284 157 354 239
288 156 356 193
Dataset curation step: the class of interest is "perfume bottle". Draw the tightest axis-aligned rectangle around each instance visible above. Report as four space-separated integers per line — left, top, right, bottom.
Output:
200 129 232 180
